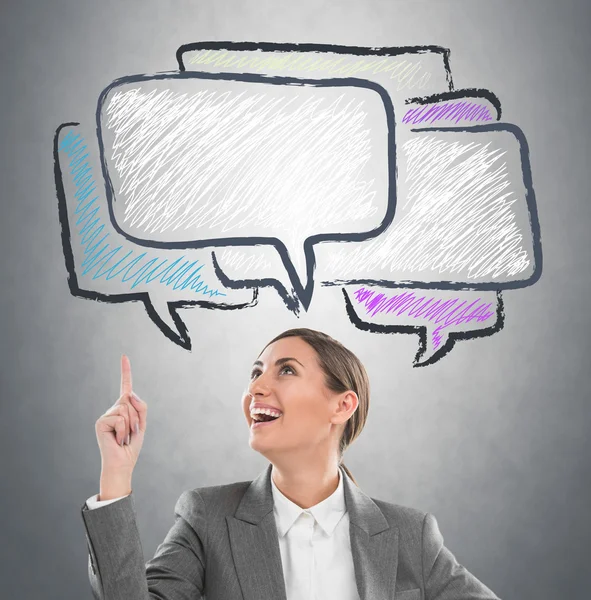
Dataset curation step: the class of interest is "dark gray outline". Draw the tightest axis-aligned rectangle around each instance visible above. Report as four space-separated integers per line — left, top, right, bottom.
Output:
404 88 502 120
176 40 454 92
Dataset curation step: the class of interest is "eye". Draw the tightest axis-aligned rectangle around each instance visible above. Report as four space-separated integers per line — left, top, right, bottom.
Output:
250 364 295 379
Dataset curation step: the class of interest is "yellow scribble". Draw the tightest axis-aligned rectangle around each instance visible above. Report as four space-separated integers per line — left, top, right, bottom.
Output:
188 50 431 89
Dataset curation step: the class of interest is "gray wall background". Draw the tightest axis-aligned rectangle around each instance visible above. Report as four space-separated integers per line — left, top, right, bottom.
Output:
1 1 589 598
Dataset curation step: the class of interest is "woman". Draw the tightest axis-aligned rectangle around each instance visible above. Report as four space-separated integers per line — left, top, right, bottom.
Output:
81 327 501 600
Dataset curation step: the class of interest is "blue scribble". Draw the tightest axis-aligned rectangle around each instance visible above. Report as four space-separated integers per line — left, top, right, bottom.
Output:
59 130 226 297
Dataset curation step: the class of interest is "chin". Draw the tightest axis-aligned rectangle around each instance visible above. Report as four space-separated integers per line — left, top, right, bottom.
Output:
248 434 273 454
248 441 270 460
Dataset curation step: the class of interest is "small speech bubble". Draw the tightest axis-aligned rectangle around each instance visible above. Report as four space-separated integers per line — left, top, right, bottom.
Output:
97 71 396 310
343 285 504 366
54 123 257 349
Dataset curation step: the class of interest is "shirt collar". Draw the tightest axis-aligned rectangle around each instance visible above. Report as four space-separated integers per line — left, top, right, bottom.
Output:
271 467 346 537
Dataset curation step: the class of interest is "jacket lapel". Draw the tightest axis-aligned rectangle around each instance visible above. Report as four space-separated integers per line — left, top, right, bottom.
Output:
227 463 288 600
344 467 399 600
227 463 399 600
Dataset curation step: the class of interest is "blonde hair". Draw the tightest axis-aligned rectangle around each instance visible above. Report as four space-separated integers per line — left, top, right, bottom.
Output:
260 328 370 486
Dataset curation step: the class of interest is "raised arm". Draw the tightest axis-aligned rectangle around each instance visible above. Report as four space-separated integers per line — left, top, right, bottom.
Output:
81 489 207 600
82 355 207 599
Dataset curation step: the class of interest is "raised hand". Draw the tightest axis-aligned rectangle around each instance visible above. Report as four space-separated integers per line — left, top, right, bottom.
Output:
94 355 148 499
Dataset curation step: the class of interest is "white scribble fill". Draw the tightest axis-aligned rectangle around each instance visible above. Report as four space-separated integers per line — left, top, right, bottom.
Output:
323 131 532 282
101 80 390 280
104 84 385 244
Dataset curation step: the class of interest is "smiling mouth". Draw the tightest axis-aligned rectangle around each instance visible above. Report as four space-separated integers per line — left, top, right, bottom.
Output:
251 415 282 428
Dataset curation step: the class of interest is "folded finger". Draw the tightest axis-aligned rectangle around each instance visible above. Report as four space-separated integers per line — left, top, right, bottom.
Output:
122 395 140 435
103 403 130 442
130 392 147 432
99 414 128 446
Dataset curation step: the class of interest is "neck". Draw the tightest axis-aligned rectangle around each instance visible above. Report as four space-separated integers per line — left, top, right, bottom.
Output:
271 458 341 509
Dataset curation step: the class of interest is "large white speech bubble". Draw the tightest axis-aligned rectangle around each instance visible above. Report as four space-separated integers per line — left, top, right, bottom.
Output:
97 72 396 309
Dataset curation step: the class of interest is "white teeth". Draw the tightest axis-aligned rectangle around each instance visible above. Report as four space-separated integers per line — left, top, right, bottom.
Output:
250 407 282 419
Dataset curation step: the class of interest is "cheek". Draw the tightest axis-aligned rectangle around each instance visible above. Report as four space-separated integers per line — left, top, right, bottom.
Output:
292 396 329 426
241 396 250 417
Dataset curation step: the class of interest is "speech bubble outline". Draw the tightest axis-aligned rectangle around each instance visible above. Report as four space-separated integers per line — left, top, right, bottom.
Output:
404 88 502 123
210 250 301 315
342 286 505 367
53 122 258 350
176 40 454 91
95 70 397 312
320 121 542 291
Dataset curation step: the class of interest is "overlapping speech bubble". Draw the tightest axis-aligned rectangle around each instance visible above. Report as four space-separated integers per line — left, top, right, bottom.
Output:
54 41 542 364
343 286 504 367
316 122 541 288
54 123 257 348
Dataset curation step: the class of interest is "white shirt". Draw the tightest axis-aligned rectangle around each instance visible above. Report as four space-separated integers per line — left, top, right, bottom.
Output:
270 467 360 600
85 468 360 600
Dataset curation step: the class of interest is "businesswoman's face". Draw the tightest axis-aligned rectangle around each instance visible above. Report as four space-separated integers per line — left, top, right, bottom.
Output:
242 336 347 461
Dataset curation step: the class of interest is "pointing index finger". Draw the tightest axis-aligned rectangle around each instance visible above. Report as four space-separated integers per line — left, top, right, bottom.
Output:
120 354 132 396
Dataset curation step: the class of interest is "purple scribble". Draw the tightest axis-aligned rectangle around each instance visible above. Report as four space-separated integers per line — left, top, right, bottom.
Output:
402 101 493 125
353 286 496 349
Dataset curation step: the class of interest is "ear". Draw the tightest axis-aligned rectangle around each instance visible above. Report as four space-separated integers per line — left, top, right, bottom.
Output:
332 390 358 425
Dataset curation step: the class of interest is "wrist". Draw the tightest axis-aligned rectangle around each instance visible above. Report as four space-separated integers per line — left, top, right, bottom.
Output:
99 469 133 501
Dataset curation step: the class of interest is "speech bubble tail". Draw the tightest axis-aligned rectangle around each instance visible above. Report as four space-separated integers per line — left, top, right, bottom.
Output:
145 296 191 350
211 250 302 315
283 240 313 309
413 326 450 367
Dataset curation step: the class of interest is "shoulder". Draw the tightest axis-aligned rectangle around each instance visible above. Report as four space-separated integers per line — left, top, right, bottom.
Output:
369 496 446 553
370 496 431 547
173 479 252 522
368 496 443 571
371 495 428 526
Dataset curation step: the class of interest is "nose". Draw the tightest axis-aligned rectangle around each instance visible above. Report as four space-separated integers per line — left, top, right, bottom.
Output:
248 371 271 399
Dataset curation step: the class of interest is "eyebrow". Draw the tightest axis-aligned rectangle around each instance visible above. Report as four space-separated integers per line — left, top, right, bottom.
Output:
252 357 305 369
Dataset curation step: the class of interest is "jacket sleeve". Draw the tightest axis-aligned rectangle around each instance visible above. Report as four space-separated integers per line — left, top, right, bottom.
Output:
81 490 207 600
422 512 501 600
86 493 130 509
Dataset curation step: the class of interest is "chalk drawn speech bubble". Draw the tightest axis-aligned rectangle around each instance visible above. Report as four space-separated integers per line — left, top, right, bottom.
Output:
54 123 257 349
53 41 541 365
316 123 541 290
177 41 453 98
343 285 504 367
97 71 396 311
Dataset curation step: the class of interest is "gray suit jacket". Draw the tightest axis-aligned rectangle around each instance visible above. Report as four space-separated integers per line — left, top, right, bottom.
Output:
81 463 501 600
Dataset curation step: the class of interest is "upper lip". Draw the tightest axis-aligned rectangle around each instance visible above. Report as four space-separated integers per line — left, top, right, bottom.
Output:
249 402 283 414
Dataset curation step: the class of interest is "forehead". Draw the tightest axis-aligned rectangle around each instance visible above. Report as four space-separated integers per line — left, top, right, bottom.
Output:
257 336 318 364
